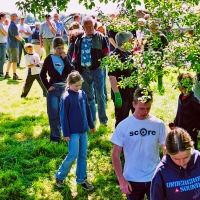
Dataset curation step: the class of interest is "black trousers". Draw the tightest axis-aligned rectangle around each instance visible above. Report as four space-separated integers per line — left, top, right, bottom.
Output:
21 74 47 97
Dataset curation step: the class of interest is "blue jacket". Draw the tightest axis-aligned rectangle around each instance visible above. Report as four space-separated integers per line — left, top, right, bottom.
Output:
151 149 200 200
60 89 94 137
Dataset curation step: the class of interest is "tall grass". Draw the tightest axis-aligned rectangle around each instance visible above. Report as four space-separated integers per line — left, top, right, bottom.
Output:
0 64 194 199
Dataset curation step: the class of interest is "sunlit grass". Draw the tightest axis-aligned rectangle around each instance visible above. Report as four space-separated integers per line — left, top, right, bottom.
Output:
1 59 194 199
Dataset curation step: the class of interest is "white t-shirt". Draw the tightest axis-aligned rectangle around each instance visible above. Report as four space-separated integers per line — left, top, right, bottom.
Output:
17 23 32 38
0 22 7 43
24 53 41 75
111 114 168 182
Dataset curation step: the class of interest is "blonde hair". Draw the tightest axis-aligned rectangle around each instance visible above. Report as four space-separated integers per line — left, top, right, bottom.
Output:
66 71 83 90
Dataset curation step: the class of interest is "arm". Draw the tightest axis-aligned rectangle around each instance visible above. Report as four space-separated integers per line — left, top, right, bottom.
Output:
47 21 57 35
0 26 7 36
112 144 132 194
39 35 43 47
109 37 116 48
109 75 119 93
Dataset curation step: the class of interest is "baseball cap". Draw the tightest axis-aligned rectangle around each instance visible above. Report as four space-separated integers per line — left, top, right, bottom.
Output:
24 43 33 49
20 15 25 19
10 13 18 17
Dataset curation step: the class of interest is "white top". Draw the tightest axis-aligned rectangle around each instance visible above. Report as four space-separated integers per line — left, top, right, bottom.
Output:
17 23 32 38
111 114 168 182
24 53 41 75
0 22 7 43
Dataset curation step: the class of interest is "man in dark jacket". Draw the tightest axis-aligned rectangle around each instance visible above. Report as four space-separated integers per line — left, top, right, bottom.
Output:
72 16 109 125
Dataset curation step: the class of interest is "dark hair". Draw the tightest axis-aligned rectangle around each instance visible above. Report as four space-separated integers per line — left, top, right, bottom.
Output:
66 71 83 86
52 37 64 49
0 12 5 19
133 88 153 104
74 14 80 21
166 127 194 155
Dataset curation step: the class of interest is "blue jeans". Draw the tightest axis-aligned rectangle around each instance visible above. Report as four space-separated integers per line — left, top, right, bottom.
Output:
55 132 88 183
126 181 151 200
0 43 6 74
82 68 108 124
47 83 65 142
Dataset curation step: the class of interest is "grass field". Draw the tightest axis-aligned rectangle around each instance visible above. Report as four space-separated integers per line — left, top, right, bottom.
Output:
0 60 198 199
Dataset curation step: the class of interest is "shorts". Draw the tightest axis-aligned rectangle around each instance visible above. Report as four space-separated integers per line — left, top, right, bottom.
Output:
7 48 19 63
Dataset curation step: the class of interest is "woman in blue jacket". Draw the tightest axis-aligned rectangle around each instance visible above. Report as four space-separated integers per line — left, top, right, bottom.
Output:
151 127 200 200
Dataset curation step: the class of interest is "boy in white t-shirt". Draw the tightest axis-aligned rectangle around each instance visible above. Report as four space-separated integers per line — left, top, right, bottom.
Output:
21 43 46 98
111 88 168 200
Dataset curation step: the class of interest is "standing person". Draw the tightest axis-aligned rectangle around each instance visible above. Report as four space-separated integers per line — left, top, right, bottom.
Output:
0 12 7 77
144 21 168 92
21 43 46 98
40 37 74 143
174 72 200 149
39 14 57 57
55 71 95 190
5 13 25 80
31 22 44 59
151 127 200 200
111 88 167 200
17 16 32 67
53 13 64 37
72 16 109 126
108 31 137 127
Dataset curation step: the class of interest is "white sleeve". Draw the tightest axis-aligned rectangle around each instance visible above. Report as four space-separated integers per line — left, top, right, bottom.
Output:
110 125 124 147
158 123 168 145
33 53 40 65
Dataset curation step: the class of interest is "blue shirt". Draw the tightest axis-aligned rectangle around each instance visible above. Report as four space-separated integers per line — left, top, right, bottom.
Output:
51 55 64 75
81 36 92 67
7 21 19 48
54 20 64 36
39 21 56 38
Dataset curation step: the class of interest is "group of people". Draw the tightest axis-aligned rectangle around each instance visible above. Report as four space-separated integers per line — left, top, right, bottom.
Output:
1 10 200 199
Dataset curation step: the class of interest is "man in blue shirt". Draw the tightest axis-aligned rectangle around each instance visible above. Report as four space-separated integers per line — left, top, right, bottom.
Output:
5 13 25 80
53 13 64 37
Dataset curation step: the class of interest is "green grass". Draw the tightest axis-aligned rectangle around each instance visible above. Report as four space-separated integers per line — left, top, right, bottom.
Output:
0 62 196 199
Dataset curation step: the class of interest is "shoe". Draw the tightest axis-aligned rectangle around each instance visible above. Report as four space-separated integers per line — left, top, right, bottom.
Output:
4 73 11 79
56 178 65 188
0 74 4 78
13 74 22 80
80 179 94 191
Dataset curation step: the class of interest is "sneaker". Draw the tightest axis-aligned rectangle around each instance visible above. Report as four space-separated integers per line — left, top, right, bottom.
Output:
4 73 11 79
13 74 22 80
81 179 94 191
56 178 65 188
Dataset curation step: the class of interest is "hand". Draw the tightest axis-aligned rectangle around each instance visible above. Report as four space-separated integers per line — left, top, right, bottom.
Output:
60 51 67 59
119 178 132 194
48 86 55 91
114 92 122 108
90 128 96 134
64 137 70 141
21 39 26 45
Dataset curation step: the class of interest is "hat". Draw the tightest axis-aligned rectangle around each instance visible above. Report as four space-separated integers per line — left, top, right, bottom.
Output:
45 14 51 18
24 43 33 49
20 15 25 19
10 13 18 17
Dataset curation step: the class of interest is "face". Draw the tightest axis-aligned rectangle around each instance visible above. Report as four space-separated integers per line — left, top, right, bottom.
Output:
20 18 25 24
11 15 18 22
132 101 152 120
69 80 82 92
54 45 64 56
83 20 94 36
25 46 33 54
170 150 191 168
54 14 59 21
46 17 51 22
